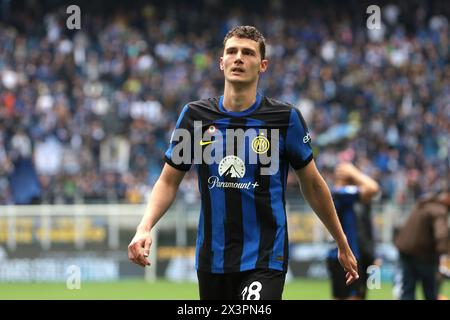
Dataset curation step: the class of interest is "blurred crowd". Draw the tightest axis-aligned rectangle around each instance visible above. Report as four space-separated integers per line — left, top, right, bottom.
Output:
0 0 449 205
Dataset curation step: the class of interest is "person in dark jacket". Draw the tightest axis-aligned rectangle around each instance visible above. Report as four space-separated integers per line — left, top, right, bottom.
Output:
394 190 450 300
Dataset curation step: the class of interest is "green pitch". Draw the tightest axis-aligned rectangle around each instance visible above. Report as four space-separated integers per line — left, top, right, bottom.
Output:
0 279 448 300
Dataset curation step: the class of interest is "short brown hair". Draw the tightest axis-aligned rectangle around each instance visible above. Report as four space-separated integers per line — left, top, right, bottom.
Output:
223 26 266 59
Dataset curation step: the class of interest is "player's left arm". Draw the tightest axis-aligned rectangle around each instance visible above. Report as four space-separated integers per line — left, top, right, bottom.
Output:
295 160 359 285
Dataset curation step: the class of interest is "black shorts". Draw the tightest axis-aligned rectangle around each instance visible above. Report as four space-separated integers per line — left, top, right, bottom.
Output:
197 268 286 300
326 258 371 299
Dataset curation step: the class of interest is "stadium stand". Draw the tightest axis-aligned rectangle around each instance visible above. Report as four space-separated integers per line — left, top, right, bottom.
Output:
0 0 449 205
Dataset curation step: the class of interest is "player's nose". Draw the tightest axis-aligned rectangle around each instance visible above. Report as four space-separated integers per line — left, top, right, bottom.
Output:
234 51 243 63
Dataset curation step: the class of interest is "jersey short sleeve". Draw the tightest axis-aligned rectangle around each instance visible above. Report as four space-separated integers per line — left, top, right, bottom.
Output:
164 105 193 171
285 108 314 170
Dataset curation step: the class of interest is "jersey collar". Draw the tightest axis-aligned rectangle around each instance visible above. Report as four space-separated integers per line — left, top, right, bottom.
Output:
219 93 262 116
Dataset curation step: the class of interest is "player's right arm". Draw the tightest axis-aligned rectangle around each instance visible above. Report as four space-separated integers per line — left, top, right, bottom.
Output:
128 164 186 267
129 104 193 267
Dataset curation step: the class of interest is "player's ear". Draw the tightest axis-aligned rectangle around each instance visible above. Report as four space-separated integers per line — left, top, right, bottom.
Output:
219 57 224 71
259 59 268 73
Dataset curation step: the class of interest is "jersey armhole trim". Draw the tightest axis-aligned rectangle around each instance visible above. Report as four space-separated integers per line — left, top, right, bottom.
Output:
290 153 314 171
164 155 191 171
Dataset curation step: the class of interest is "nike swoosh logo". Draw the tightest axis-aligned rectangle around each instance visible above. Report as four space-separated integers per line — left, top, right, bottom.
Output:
199 140 216 146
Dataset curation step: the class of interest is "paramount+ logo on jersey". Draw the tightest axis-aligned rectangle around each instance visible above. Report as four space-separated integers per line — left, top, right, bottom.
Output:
207 155 261 190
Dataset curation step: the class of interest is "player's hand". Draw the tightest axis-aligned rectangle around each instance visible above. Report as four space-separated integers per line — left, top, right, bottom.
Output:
335 162 358 182
128 229 152 267
338 246 359 285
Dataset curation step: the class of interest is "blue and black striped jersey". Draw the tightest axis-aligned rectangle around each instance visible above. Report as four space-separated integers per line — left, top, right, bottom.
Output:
165 93 313 273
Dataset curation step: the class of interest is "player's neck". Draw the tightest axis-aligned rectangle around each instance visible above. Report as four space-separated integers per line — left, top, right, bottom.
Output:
222 83 258 112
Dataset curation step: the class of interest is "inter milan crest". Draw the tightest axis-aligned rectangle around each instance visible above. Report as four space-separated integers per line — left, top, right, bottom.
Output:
251 134 270 154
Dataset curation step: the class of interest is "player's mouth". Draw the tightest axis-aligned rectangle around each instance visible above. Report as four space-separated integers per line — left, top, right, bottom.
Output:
231 67 245 74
